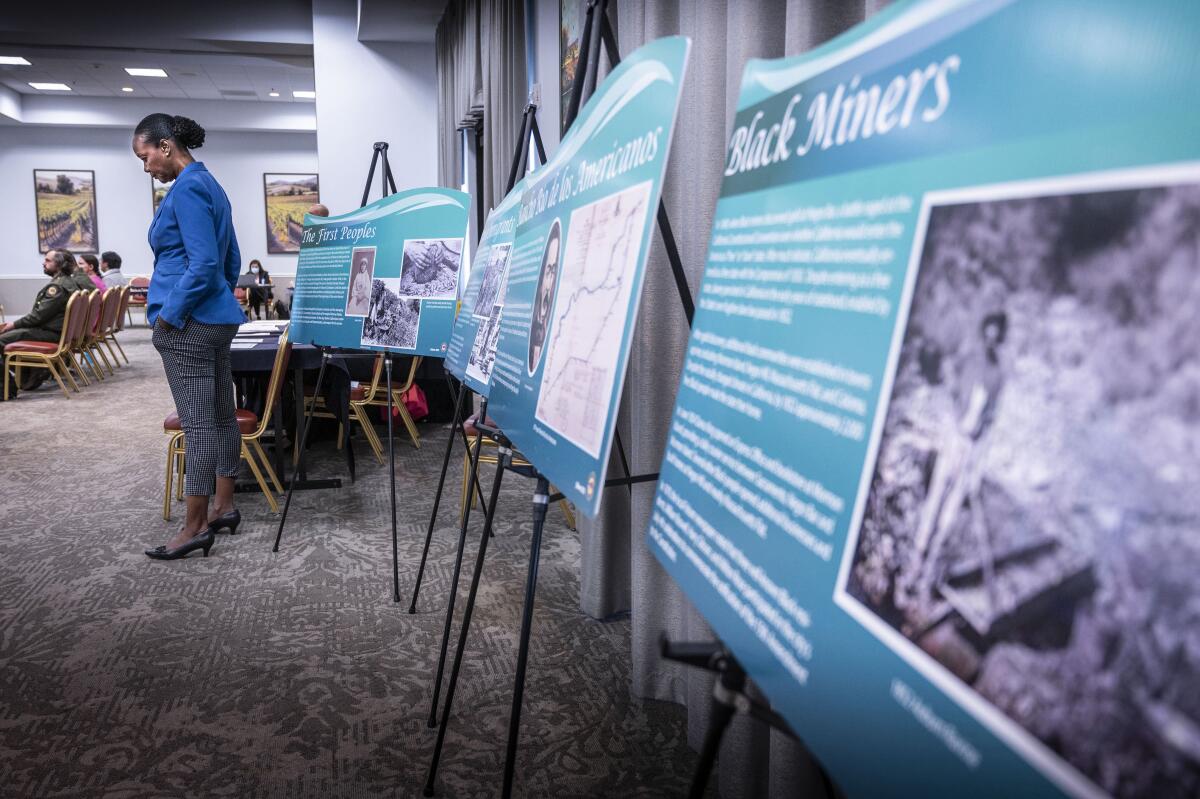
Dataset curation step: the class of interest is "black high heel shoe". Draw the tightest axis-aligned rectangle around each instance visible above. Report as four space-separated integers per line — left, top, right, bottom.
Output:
145 529 216 560
207 509 241 535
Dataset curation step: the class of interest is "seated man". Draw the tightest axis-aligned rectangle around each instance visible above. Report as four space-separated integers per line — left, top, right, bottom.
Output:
0 252 73 398
100 250 129 288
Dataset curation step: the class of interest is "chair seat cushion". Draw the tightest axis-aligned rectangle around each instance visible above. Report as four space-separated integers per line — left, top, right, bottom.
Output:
164 409 258 435
305 383 367 401
5 341 59 354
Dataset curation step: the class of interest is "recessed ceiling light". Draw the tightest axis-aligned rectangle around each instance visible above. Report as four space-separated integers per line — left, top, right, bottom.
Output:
0 56 31 66
269 90 280 97
125 67 167 78
122 86 134 92
293 90 315 99
29 82 71 91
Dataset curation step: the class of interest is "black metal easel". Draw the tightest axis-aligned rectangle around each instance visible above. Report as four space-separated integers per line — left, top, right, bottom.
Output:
659 638 824 799
422 1 694 794
272 142 409 604
406 100 550 622
409 103 552 736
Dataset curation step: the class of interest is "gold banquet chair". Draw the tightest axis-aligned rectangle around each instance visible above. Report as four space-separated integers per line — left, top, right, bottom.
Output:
3 291 85 400
461 414 576 531
301 353 387 465
163 326 292 518
300 354 424 464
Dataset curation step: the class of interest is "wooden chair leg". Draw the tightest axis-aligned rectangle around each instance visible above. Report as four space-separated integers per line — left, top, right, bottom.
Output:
352 404 384 464
65 352 89 387
395 399 421 449
111 335 129 365
460 444 472 526
93 343 114 376
242 441 278 513
559 500 576 531
44 358 70 399
3 355 11 401
175 438 185 500
163 434 179 520
102 338 120 368
251 438 283 494
82 349 105 382
57 355 80 392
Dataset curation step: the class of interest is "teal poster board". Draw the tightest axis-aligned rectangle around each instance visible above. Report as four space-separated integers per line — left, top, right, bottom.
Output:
445 179 525 396
290 187 471 355
647 1 1200 798
486 35 692 518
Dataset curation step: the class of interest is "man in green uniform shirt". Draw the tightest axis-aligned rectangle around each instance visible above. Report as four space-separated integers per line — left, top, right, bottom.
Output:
0 251 74 398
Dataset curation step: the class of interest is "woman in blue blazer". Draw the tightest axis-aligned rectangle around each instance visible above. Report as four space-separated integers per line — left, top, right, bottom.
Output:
134 113 247 560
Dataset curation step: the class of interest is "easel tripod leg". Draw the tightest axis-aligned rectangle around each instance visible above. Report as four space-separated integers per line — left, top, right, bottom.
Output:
423 452 509 797
427 422 487 727
273 352 328 552
409 378 466 614
386 356 400 603
501 476 550 798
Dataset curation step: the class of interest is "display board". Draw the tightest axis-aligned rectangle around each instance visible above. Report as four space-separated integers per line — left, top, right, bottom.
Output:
486 35 691 518
445 179 525 396
647 1 1200 797
290 187 471 354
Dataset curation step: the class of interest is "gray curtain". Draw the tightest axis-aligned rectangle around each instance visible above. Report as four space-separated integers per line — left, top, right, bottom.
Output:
578 1 891 797
436 0 527 212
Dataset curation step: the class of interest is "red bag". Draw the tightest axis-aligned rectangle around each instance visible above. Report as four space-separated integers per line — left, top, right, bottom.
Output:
400 384 429 421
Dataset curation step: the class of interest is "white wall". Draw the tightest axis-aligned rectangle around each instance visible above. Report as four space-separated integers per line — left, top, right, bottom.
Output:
312 0 438 215
0 125 316 312
533 0 563 161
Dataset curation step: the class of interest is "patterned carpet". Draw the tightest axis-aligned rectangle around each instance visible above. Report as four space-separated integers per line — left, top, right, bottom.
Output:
0 329 701 798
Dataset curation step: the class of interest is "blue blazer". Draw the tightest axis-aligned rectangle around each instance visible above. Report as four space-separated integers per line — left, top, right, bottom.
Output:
147 162 245 328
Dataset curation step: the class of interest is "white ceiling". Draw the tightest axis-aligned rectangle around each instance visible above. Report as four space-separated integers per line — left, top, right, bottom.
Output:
0 51 315 103
0 0 447 130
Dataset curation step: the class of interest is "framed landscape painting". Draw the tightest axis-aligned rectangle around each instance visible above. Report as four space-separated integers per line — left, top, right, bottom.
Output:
264 173 319 254
34 169 98 253
151 175 172 214
560 0 584 133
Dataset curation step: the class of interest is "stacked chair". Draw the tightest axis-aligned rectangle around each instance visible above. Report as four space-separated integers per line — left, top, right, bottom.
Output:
3 286 133 400
3 291 86 400
163 325 292 517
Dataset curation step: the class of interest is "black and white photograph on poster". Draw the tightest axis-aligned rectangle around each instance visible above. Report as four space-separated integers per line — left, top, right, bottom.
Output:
838 170 1200 799
466 303 503 385
344 246 375 317
361 278 421 350
398 237 463 298
527 219 562 375
472 243 511 317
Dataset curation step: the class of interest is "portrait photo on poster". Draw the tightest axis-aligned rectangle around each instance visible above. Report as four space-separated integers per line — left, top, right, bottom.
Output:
466 303 504 386
345 246 376 318
838 168 1200 799
361 278 421 350
399 237 463 298
473 243 512 318
527 219 563 376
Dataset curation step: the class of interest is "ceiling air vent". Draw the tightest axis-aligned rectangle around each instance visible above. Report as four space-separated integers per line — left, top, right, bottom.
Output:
219 89 257 98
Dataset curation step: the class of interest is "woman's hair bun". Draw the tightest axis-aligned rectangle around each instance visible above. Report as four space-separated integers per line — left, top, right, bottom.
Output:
171 115 206 150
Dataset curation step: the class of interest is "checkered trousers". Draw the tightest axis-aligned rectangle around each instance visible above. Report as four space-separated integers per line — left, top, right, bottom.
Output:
153 320 241 496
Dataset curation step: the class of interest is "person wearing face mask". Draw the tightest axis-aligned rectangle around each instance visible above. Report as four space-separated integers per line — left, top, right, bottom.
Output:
243 259 273 320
